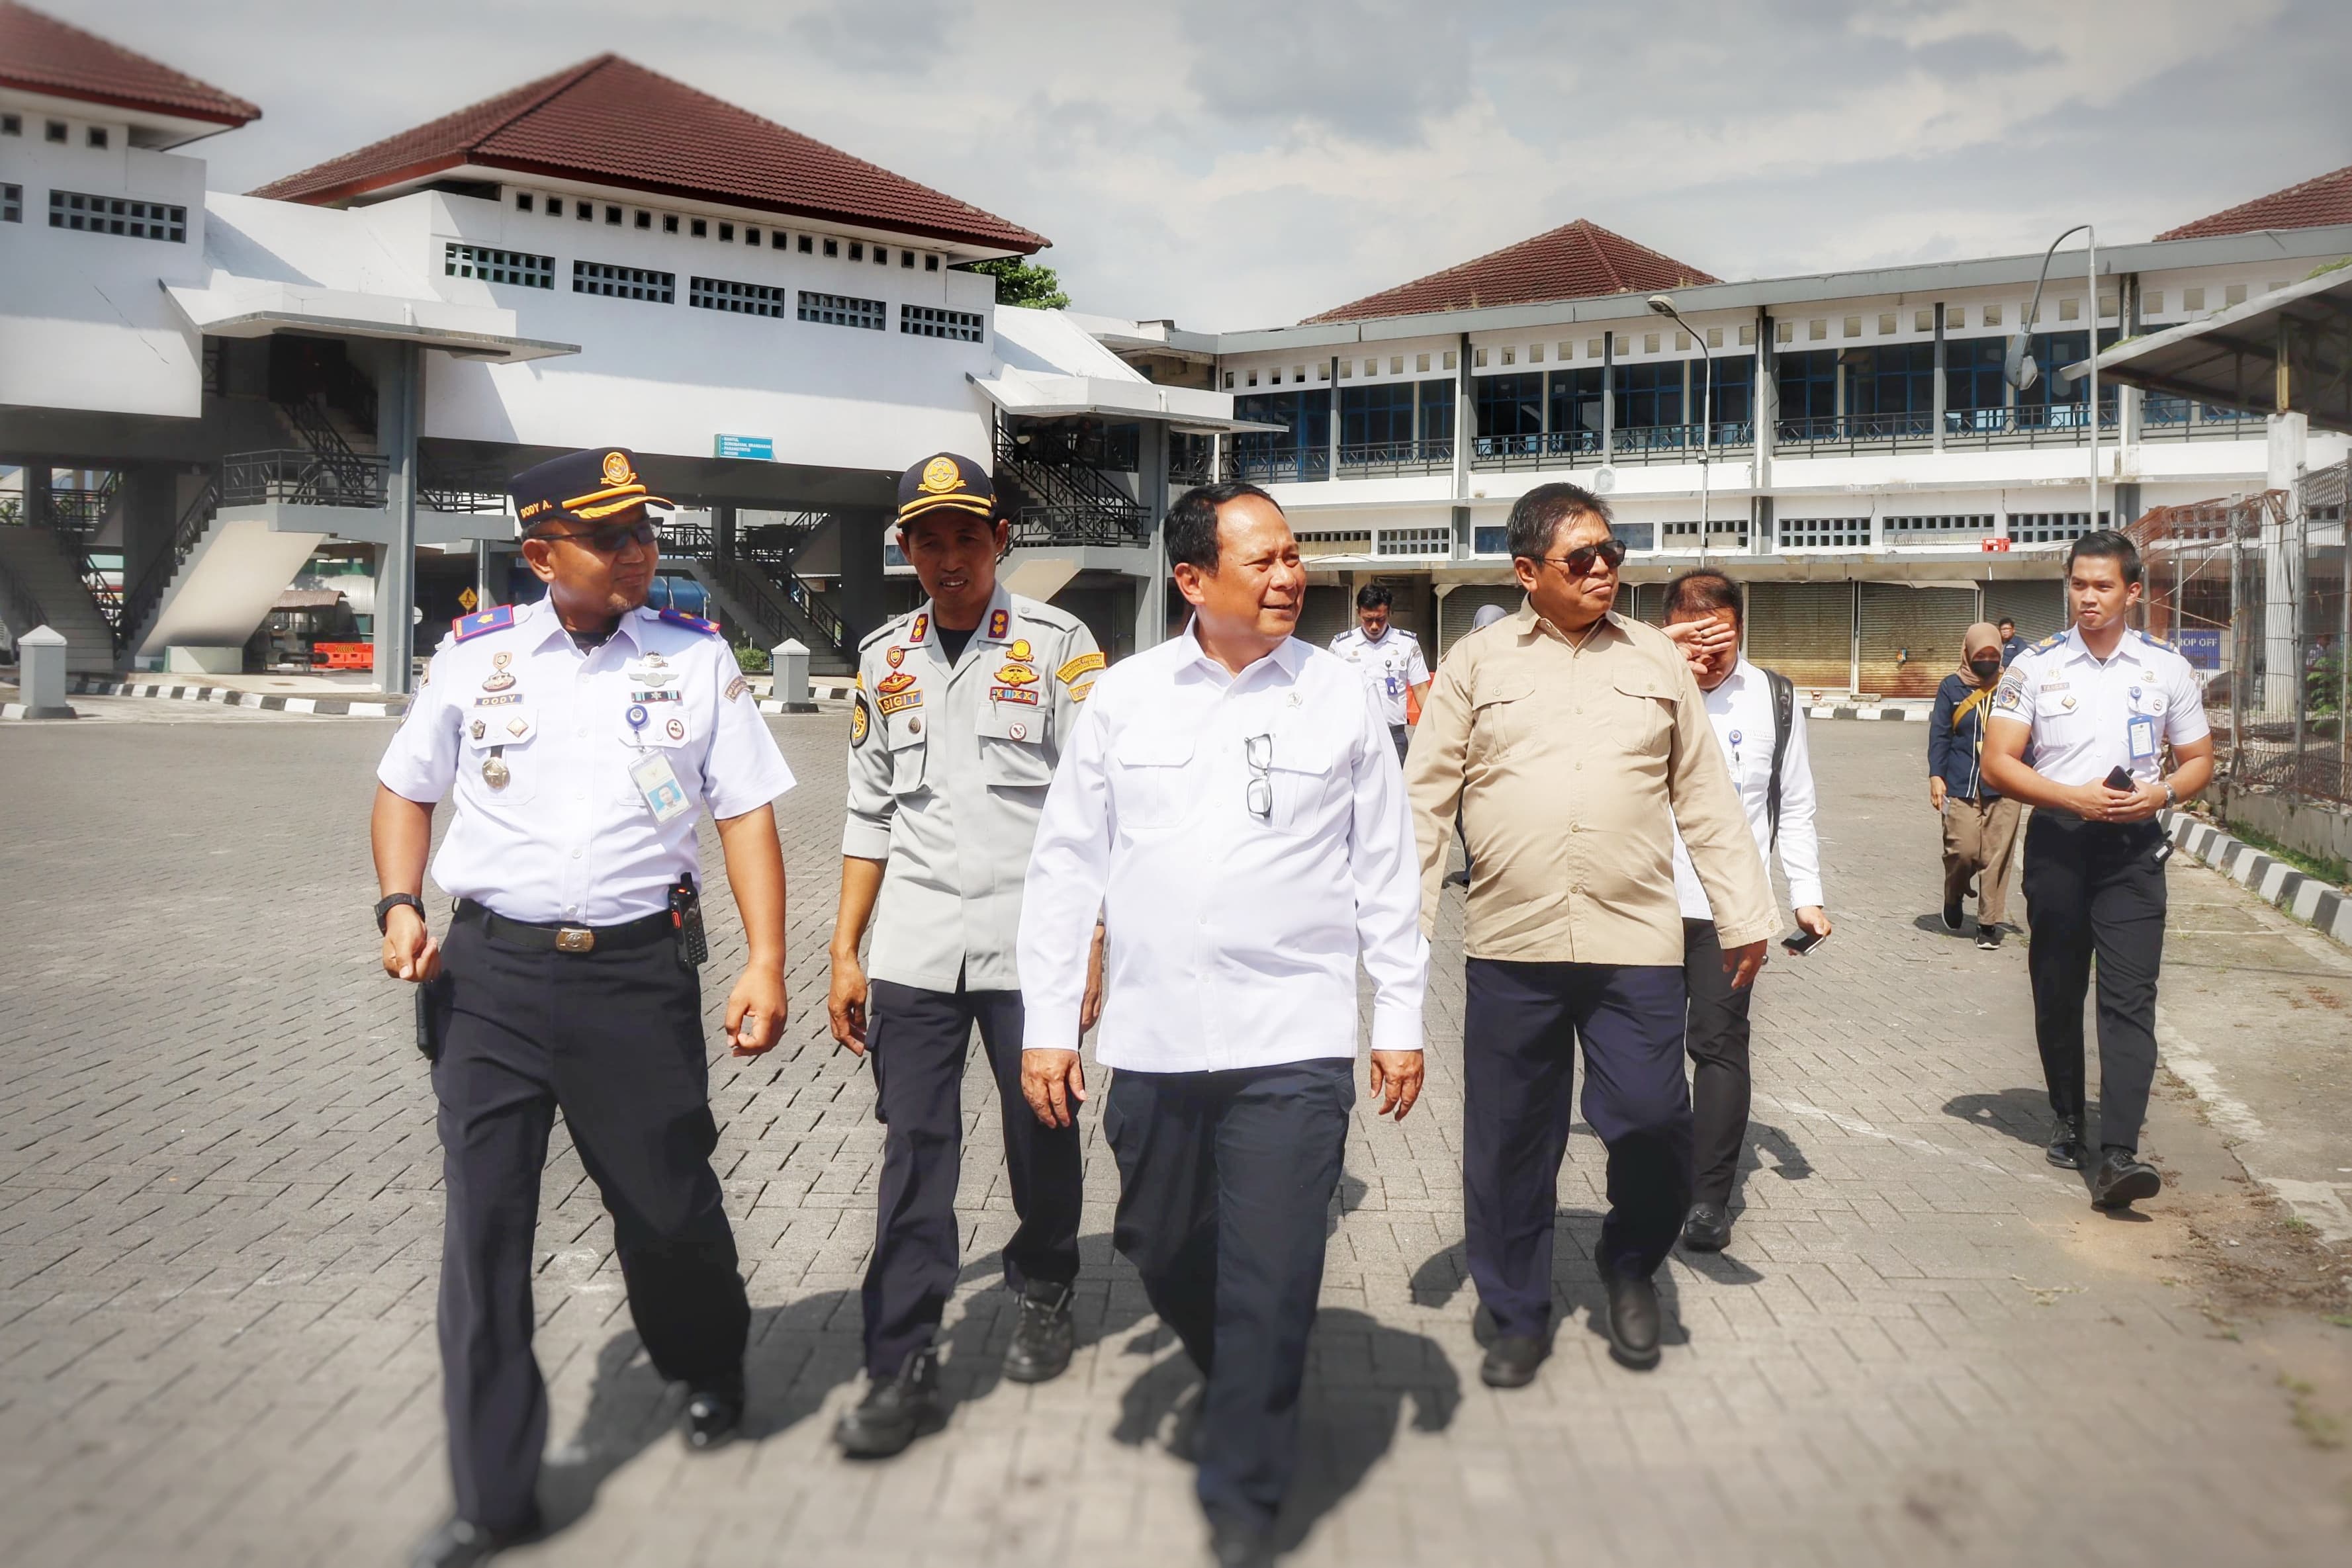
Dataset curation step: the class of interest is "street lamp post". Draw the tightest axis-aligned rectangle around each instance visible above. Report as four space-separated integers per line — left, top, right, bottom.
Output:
1649 294 1711 565
2006 224 2102 538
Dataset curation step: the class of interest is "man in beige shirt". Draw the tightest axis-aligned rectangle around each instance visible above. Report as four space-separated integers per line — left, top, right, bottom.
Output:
1406 482 1776 1384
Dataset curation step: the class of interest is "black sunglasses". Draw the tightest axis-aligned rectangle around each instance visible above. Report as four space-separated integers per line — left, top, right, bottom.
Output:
537 519 657 554
1540 537 1627 576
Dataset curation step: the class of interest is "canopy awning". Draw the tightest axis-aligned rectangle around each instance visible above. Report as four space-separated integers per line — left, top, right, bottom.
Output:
2071 264 2352 435
966 370 1282 434
163 281 579 363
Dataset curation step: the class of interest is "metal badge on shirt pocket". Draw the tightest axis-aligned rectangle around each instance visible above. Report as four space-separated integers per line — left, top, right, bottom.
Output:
462 703 537 802
977 701 1052 789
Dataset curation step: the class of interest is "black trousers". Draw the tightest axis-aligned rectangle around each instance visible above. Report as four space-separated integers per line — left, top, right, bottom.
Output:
2020 812 2168 1153
1103 1059 1353 1534
1682 919 1756 1211
431 915 746 1535
862 979 1083 1378
1388 722 1411 763
1463 959 1691 1337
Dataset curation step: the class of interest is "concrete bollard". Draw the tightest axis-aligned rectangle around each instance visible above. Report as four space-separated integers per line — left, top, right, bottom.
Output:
17 625 76 719
770 638 817 713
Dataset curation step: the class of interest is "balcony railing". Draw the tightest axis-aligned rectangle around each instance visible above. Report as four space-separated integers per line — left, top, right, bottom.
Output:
1231 447 1330 485
220 449 388 509
1603 421 1756 466
2139 402 2267 442
1774 405 2125 456
1339 439 1455 477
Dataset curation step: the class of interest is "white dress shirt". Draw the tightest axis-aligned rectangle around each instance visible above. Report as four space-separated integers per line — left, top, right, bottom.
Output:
377 597 796 924
1329 624 1430 727
1989 626 2210 785
1018 625 1428 1070
1671 658 1823 921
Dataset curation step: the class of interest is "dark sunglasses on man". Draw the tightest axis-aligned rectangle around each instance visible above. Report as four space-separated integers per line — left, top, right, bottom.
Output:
1540 536 1627 577
536 519 658 554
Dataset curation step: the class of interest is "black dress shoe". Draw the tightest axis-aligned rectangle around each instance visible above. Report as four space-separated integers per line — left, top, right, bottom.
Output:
410 1512 539 1568
684 1379 745 1450
834 1346 944 1458
1598 1263 1662 1370
1682 1202 1733 1252
1003 1280 1075 1384
1478 1332 1549 1389
1941 898 1964 932
1208 1512 1275 1568
2091 1147 2163 1209
2046 1117 2086 1170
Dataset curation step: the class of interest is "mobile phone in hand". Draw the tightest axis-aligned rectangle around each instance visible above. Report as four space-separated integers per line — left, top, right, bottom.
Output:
1783 928 1829 956
2104 765 2134 791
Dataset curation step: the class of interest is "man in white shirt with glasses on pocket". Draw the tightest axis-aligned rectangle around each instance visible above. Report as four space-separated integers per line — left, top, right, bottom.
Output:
1018 480 1428 1568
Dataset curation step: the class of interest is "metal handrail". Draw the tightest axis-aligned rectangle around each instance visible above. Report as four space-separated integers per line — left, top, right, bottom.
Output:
220 449 389 509
994 422 1148 537
1339 439 1455 476
118 474 220 651
1007 507 1153 550
659 518 850 654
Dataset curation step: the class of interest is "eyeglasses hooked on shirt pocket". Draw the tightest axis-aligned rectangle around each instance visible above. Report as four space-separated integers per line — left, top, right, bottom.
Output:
1256 727 1344 836
1110 728 1197 831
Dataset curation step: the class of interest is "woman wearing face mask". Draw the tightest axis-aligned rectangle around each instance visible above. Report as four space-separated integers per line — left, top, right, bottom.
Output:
1928 622 2024 949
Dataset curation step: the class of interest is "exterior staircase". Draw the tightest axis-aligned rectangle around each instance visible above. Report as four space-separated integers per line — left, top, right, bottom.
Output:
0 521 117 674
993 421 1148 548
662 515 855 676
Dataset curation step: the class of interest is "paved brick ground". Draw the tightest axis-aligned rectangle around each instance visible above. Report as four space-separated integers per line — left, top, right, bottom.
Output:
1 712 2347 1568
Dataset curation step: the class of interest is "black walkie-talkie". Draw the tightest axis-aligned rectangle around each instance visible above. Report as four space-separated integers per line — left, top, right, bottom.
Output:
670 875 707 969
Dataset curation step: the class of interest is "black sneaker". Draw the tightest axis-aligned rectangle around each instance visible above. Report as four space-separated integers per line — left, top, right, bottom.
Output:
2091 1148 2163 1209
683 1377 744 1451
1002 1280 1075 1384
2046 1117 2086 1170
410 1512 541 1568
1976 923 2003 951
833 1346 944 1458
1942 899 1964 932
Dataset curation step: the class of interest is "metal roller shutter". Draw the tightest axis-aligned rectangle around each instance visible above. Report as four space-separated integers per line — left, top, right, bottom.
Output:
1858 582 1977 698
1438 584 1522 656
1744 582 1854 691
1295 585 1353 650
1983 578 2067 644
1618 582 1666 625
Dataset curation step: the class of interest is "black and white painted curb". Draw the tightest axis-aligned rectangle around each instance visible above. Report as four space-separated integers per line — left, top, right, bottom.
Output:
1806 704 1930 722
2164 808 2352 949
753 676 854 715
54 676 411 718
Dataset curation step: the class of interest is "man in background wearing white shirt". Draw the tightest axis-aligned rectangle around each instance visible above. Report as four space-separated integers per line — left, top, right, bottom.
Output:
1662 571 1831 1254
1018 481 1428 1568
1329 582 1430 762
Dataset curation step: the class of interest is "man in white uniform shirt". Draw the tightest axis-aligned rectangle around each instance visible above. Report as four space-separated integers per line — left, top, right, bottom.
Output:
1660 571 1831 1253
1018 481 1427 1568
1983 531 2214 1210
1329 582 1429 761
372 448 795 1567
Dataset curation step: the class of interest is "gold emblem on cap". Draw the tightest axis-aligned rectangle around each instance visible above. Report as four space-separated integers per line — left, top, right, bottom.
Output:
919 456 961 494
602 451 634 486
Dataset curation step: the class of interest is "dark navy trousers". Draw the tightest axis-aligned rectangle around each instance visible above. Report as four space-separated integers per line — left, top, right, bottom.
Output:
2020 812 2168 1153
862 979 1083 1379
431 915 747 1535
1103 1058 1353 1534
1462 959 1692 1338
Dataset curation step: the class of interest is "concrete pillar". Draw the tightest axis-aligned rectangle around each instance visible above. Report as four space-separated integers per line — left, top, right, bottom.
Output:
120 464 178 628
835 505 889 648
2263 412 2307 718
716 503 738 562
15 625 74 718
1932 303 1948 453
24 464 52 531
1453 331 1473 499
1601 332 1616 464
1136 420 1171 652
769 638 815 712
373 341 420 694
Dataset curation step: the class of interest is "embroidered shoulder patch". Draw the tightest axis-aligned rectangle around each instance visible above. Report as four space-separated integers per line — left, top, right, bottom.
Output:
1057 650 1106 684
1067 679 1095 703
725 674 748 702
451 605 516 642
658 609 721 636
850 693 872 744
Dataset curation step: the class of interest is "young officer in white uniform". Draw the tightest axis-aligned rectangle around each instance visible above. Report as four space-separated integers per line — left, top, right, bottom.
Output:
826 453 1103 1459
1982 530 2214 1211
1660 570 1830 1254
1329 582 1429 760
372 448 795 1568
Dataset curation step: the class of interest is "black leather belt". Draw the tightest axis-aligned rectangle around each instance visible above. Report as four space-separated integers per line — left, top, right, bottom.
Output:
455 898 675 955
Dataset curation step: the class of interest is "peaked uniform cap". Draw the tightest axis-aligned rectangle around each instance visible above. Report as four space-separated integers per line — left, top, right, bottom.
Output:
896 452 995 526
509 447 674 535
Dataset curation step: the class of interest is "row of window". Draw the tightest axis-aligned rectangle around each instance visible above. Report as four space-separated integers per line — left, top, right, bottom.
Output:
42 188 187 242
508 189 944 273
439 244 983 338
0 112 111 149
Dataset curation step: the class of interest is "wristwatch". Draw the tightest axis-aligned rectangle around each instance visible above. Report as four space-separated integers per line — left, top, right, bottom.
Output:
2160 779 2178 809
375 892 426 933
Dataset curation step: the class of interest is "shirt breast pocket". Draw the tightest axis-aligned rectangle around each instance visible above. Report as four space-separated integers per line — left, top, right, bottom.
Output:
461 705 539 805
1469 678 1537 765
1263 726 1345 835
977 703 1053 790
1110 728 1196 832
1612 676 1677 756
2034 690 2083 748
885 709 928 795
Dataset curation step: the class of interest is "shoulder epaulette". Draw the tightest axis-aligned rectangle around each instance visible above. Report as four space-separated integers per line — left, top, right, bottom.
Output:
2138 629 2180 654
2030 632 2067 652
658 608 721 636
859 613 911 652
1009 595 1081 631
451 605 516 642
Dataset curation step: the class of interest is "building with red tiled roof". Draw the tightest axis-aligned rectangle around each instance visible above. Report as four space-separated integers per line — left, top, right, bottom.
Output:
2157 162 2352 242
1302 219 1717 324
250 54 1044 255
0 0 257 142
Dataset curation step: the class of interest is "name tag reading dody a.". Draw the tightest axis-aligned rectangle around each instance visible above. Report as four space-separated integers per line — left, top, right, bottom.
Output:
629 750 696 824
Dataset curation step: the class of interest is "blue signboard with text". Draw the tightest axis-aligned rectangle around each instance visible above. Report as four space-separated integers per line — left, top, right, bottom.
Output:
713 434 774 460
2175 629 2222 670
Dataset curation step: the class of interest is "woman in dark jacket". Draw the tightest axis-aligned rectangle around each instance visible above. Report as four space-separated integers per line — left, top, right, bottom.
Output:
1927 622 2022 949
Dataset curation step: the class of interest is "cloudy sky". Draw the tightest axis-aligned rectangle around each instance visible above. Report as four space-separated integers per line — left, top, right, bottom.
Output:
73 0 2352 329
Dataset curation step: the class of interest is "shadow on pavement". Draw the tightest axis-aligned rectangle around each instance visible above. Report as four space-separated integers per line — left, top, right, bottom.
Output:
940 1231 1154 1408
1945 1087 2072 1151
1109 1307 1461 1557
1730 1119 1814 1202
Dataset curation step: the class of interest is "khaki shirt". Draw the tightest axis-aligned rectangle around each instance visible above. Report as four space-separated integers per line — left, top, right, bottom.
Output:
843 584 1103 992
1405 601 1776 964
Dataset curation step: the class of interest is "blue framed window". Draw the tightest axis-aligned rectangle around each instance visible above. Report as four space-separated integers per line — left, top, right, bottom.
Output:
1776 350 1837 421
1699 355 1755 425
1340 382 1416 447
1944 337 2007 413
1612 362 1684 429
1232 390 1330 482
1549 368 1604 437
1849 343 1938 418
1417 378 1455 443
1474 373 1545 438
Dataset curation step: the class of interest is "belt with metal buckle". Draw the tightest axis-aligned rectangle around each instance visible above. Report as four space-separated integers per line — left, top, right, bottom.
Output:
455 899 676 955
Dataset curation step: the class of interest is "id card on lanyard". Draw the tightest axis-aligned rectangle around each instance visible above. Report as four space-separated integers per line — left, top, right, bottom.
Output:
2126 713 2158 763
